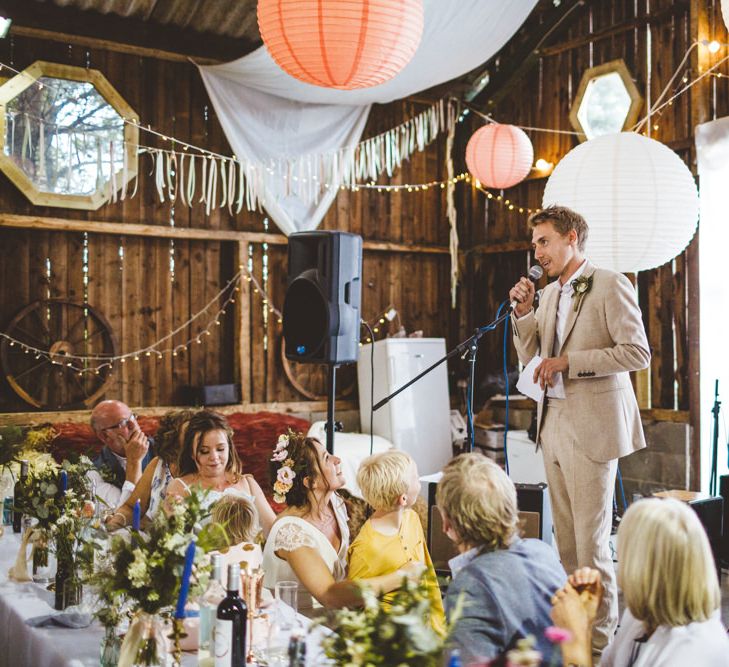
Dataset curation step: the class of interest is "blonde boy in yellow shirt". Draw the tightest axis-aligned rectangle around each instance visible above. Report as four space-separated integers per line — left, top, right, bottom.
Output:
348 450 446 636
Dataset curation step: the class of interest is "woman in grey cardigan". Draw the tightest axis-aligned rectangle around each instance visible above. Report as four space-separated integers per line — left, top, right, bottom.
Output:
437 453 566 663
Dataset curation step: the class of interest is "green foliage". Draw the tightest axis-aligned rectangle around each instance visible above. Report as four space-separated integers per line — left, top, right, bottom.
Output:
316 576 457 667
87 489 215 619
0 426 25 468
0 425 55 470
15 456 94 531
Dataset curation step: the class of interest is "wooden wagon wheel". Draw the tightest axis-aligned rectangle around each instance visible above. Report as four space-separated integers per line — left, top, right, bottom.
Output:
0 299 118 410
280 336 356 401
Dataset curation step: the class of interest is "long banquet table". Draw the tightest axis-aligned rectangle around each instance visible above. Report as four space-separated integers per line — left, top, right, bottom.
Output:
0 530 326 667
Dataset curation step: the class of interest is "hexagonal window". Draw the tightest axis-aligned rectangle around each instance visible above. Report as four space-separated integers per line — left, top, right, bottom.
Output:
0 61 138 209
569 59 643 142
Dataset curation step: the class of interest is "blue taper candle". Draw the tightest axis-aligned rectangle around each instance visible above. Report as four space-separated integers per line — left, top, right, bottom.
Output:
132 499 141 531
174 539 197 620
59 470 68 496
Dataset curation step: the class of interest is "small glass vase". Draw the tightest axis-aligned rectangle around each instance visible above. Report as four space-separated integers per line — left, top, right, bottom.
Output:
32 535 54 584
119 611 170 667
100 625 123 667
54 552 78 610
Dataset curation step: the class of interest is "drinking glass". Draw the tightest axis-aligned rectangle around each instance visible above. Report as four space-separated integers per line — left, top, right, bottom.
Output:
266 581 299 666
274 581 298 628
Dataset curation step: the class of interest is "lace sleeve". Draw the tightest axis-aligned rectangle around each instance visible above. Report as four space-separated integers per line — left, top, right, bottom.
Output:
273 521 317 552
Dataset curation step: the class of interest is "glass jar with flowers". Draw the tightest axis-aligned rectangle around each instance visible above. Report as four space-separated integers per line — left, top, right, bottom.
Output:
92 489 215 667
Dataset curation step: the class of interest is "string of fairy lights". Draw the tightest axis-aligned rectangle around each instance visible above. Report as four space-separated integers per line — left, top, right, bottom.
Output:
1 37 725 372
0 257 407 373
0 262 281 376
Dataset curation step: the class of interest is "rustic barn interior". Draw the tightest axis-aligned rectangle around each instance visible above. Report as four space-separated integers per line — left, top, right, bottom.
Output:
0 0 727 501
2 2 729 662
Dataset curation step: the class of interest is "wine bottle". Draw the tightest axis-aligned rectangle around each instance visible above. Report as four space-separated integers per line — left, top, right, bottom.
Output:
214 562 247 667
12 460 29 533
54 468 70 611
198 553 226 666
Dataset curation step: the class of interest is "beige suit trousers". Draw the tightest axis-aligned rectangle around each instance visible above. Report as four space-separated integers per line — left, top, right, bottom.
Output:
540 399 618 652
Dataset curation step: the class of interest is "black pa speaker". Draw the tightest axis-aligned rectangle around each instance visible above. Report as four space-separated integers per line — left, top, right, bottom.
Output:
426 479 553 575
688 494 724 569
283 231 362 364
515 482 553 545
721 475 729 563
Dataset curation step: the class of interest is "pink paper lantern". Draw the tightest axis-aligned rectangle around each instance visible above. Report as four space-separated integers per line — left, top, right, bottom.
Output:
257 0 424 90
465 123 534 189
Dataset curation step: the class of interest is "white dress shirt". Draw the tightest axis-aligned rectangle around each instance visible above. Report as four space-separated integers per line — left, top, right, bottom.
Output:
87 450 136 511
546 260 588 399
448 546 480 577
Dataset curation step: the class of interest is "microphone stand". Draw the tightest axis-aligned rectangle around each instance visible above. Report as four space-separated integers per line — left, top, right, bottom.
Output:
710 379 721 496
373 306 512 453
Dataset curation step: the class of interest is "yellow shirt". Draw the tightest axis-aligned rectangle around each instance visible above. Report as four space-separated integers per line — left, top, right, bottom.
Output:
347 508 446 637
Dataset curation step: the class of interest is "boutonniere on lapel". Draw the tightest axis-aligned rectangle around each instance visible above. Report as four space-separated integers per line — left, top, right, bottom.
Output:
570 275 593 312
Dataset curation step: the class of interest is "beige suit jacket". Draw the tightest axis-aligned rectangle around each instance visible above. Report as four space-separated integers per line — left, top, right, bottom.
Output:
512 261 651 462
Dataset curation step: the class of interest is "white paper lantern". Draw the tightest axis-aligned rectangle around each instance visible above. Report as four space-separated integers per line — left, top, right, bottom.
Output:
542 132 699 273
722 0 729 31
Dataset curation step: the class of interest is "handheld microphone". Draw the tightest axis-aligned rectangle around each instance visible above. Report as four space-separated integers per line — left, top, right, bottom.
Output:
509 265 544 312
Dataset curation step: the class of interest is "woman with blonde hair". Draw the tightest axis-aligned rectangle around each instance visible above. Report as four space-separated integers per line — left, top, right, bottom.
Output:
552 497 729 666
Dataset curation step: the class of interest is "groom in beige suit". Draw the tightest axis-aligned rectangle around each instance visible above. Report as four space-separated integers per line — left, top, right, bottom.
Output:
509 205 650 652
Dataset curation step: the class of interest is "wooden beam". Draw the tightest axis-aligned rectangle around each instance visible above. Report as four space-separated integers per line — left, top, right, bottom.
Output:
0 213 451 255
687 0 709 490
9 26 220 66
466 241 532 255
0 400 360 427
236 242 252 403
359 239 449 255
0 213 282 243
470 0 588 108
540 1 690 57
639 408 690 424
3 0 254 64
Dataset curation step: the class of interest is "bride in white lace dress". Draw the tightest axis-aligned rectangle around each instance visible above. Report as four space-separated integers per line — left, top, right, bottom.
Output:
165 410 276 537
262 433 420 611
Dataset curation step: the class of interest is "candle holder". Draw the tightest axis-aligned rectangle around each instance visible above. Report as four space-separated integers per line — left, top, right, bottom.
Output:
240 567 265 663
168 618 186 666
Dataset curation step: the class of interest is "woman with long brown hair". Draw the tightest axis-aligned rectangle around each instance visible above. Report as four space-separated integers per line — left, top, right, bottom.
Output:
262 432 421 612
165 410 275 538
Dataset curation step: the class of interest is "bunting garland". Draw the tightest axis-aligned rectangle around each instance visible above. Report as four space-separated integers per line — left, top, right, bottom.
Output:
1 58 455 216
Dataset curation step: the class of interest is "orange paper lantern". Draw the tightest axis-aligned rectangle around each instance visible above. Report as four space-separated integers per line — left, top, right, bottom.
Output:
465 123 534 190
257 0 424 90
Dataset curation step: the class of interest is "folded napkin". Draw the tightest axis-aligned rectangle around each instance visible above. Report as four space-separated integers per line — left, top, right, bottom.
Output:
26 608 93 629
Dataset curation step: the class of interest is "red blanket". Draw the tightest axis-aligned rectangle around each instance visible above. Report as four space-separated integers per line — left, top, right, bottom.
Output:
49 411 310 504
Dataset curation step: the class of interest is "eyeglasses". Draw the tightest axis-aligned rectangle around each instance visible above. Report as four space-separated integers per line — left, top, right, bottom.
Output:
99 413 137 433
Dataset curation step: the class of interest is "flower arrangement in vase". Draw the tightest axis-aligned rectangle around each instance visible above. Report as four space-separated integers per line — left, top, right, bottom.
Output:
90 488 218 666
316 575 462 667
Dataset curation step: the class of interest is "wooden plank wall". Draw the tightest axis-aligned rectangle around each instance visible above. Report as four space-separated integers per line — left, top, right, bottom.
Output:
0 35 455 412
2 0 727 423
458 0 729 424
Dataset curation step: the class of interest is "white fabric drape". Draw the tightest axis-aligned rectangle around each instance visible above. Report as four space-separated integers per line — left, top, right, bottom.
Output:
695 117 729 491
199 0 537 235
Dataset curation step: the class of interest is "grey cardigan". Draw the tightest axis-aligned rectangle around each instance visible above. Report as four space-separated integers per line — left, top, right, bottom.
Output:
445 538 567 663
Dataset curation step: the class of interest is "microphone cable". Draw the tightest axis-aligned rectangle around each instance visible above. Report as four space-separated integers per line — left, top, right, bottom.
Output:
360 320 376 455
494 299 511 476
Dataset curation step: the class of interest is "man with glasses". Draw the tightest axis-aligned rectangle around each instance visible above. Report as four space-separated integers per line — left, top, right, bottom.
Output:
89 399 154 509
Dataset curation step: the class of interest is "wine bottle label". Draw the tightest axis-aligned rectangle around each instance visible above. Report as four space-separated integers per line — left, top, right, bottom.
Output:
213 618 233 667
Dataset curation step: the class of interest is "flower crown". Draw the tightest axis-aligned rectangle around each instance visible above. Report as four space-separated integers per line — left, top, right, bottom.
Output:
270 434 298 504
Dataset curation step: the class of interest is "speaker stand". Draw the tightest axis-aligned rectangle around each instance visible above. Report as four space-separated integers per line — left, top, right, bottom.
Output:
326 364 337 454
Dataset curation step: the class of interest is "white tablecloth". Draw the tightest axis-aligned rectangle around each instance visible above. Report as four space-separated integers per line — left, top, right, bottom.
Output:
0 530 329 666
0 531 118 667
